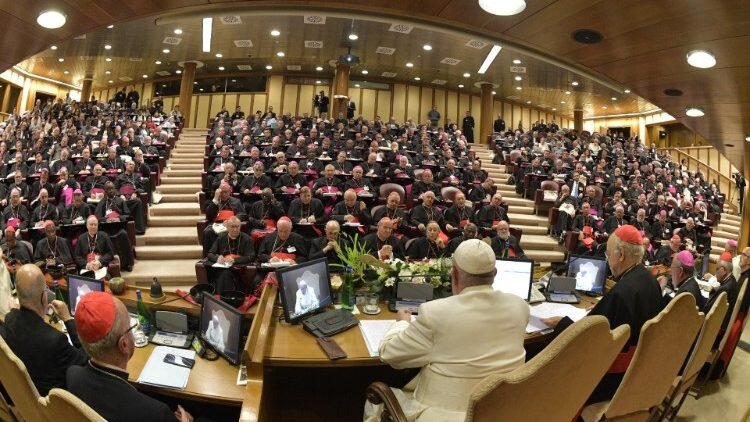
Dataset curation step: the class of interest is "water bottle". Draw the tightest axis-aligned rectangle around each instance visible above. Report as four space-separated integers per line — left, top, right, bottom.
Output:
135 289 151 333
54 280 65 302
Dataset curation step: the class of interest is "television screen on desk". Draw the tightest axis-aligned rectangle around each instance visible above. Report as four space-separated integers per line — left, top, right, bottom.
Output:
567 255 607 295
492 258 534 302
67 275 104 316
199 294 243 365
277 258 333 323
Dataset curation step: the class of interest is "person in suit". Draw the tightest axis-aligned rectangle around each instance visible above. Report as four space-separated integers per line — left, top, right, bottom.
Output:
309 220 349 269
73 216 115 277
66 292 194 422
205 216 256 293
361 217 406 261
364 239 529 421
0 264 87 395
491 221 526 259
658 250 706 310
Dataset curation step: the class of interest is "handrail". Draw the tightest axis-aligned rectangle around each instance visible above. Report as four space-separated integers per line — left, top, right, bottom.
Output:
658 147 738 213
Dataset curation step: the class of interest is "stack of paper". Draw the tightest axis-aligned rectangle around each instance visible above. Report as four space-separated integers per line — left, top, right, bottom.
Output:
359 320 398 357
526 302 589 334
137 346 196 390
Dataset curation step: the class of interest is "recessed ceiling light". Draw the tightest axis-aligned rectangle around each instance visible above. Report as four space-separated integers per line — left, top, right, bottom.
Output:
231 79 236 82
58 58 64 62
685 107 705 117
50 45 58 50
423 44 432 51
163 49 170 54
348 33 359 40
142 74 148 78
526 100 532 104
355 84 361 88
105 70 111 75
602 106 608 109
193 81 197 84
199 88 204 91
215 53 223 58
162 84 167 87
63 71 69 74
686 50 716 69
174 28 183 35
108 80 113 83
361 70 369 75
745 135 750 142
624 89 631 93
176 70 182 74
104 44 112 50
105 57 111 62
414 77 421 81
316 80 321 84
561 101 566 104
458 84 464 88
218 66 225 71
37 10 66 29
492 91 496 95
513 59 522 65
463 72 471 78
406 62 414 68
265 65 273 70
155 60 162 65
276 51 285 57
107 24 114 29
571 81 579 86
611 97 617 101
270 29 280 37
514 76 522 81
565 90 571 94
552 108 557 111
516 86 522 90
478 0 527 16
316 66 323 71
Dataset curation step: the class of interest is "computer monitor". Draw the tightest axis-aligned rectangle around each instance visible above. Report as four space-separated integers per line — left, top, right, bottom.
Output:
67 275 104 316
277 258 334 323
199 294 243 365
567 255 608 295
492 258 534 301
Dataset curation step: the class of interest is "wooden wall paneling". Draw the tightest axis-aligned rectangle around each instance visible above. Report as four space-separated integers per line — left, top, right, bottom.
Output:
392 84 407 123
434 89 446 125
458 93 470 128
238 94 252 115
298 85 315 116
282 84 298 116
420 87 433 127
193 95 205 128
376 89 391 120
503 101 512 129
267 76 283 113
142 83 153 104
254 94 268 116
163 97 174 113
493 100 501 121
471 95 481 137
348 87 361 118
359 89 374 121
208 94 224 123
512 105 521 130
406 84 420 124
524 107 532 131
446 91 458 128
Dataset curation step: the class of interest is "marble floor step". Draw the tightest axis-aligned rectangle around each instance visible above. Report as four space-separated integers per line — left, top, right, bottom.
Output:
157 184 202 194
164 169 202 177
519 234 561 250
712 230 737 240
123 259 198 287
148 215 203 227
525 249 566 263
136 226 198 246
171 151 205 157
717 224 740 235
722 214 741 223
158 193 200 203
507 213 549 226
510 225 549 236
170 163 204 170
508 205 535 215
149 203 201 216
160 176 202 185
170 158 205 165
503 197 535 207
135 245 203 260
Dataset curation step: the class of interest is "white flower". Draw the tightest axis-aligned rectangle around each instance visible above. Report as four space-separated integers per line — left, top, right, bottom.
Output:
384 277 396 287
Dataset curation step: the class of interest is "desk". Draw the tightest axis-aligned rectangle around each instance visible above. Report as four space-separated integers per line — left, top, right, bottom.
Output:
127 343 246 406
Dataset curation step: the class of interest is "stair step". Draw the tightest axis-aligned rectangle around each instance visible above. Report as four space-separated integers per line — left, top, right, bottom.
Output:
135 245 203 260
170 163 204 170
170 158 204 165
712 230 737 240
149 203 201 216
171 150 205 157
717 224 740 235
136 226 198 246
525 249 566 263
519 234 561 249
157 184 202 194
160 176 202 184
149 215 203 227
722 214 741 223
503 197 534 207
507 213 549 226
164 169 201 177
508 205 534 215
159 193 200 203
512 225 550 236
123 259 198 287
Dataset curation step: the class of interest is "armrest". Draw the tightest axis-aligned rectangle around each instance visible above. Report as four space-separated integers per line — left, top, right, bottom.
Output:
534 189 543 207
126 221 136 249
108 255 121 277
195 259 209 284
365 382 408 422
197 219 208 245
565 231 579 252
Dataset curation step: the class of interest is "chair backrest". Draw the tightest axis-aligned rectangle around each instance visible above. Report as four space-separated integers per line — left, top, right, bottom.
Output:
379 183 405 204
717 277 748 351
0 335 47 422
540 180 560 191
40 389 105 422
20 240 33 257
678 292 729 393
441 186 461 203
509 227 523 242
589 185 604 203
604 293 703 419
465 316 629 422
508 150 522 163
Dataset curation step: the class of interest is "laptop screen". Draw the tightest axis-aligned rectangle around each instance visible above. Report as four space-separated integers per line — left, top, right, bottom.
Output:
492 258 534 301
567 255 608 295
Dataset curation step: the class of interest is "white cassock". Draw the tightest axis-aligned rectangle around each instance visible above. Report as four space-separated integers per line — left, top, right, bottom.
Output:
295 287 319 315
363 285 529 422
204 321 225 353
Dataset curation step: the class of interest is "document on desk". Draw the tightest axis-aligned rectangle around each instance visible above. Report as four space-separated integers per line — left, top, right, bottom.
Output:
137 346 195 390
526 303 589 333
359 320 397 358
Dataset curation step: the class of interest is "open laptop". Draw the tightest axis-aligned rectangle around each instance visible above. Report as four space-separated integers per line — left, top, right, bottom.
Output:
546 276 580 304
388 281 434 313
493 258 545 303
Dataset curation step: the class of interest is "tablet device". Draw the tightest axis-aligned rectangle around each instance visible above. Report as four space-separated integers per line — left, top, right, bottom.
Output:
67 275 104 316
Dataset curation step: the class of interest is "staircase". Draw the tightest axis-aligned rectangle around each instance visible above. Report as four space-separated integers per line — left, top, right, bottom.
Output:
121 128 207 288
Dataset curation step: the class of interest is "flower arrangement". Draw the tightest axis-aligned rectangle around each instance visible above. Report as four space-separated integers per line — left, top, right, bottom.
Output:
373 257 453 298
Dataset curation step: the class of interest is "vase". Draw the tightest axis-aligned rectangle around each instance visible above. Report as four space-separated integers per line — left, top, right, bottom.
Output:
340 283 355 310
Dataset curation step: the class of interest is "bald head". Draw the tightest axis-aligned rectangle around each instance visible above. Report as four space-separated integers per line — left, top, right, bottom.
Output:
16 264 47 311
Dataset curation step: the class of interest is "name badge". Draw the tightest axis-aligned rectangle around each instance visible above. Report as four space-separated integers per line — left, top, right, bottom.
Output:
363 185 369 191
295 183 301 189
287 246 296 253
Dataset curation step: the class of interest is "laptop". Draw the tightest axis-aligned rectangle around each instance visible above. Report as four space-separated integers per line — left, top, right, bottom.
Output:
388 282 434 313
546 276 580 304
492 258 545 303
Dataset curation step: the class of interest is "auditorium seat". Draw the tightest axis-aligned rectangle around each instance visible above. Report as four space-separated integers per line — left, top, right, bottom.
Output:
534 180 560 215
40 389 106 422
0 336 47 422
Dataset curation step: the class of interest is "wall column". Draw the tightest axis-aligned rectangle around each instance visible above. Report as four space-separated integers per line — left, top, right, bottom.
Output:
479 82 494 144
331 62 350 119
574 109 583 132
179 61 197 128
80 78 93 102
740 150 750 248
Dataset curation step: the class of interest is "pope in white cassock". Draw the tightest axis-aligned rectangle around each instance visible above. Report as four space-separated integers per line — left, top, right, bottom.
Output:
294 274 319 316
204 314 226 353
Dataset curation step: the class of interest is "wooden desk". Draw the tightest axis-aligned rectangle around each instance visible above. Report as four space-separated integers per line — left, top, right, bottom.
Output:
117 288 257 319
127 343 245 406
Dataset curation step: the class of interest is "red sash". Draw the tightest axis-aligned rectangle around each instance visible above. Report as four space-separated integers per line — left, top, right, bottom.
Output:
508 247 517 258
87 252 99 263
607 346 636 374
323 186 339 194
438 231 449 244
216 210 235 222
223 253 240 260
105 210 121 220
271 252 296 261
6 218 20 229
459 219 469 228
249 186 261 194
90 188 104 197
119 184 136 196
264 218 277 229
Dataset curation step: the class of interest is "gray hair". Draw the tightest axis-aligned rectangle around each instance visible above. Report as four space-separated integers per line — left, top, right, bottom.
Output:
612 235 644 262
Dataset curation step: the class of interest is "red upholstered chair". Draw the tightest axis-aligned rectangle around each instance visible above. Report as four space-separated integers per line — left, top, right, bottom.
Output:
509 227 523 242
666 197 679 210
441 186 461 205
378 183 405 205
194 261 258 290
505 149 522 174
549 207 560 235
534 180 560 215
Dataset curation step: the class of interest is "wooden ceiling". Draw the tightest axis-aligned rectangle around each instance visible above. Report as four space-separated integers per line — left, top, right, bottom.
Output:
3 0 749 169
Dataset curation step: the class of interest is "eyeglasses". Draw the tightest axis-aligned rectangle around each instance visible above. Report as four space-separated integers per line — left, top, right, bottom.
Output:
118 322 138 342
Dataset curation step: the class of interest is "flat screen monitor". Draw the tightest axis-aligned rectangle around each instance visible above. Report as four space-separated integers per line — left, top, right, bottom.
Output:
67 275 104 316
567 255 608 295
277 258 333 323
492 258 534 302
199 294 243 365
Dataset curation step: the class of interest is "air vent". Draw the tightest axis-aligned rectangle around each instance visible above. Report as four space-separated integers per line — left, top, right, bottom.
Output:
237 65 253 70
303 15 326 24
305 40 324 48
220 16 242 25
73 34 86 40
119 76 132 81
128 58 142 62
389 23 413 34
441 57 462 65
572 29 604 44
376 46 396 55
155 71 171 76
381 72 397 78
465 39 488 49
431 79 447 85
663 88 683 96
233 39 253 48
163 37 182 45
286 65 301 71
